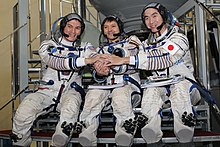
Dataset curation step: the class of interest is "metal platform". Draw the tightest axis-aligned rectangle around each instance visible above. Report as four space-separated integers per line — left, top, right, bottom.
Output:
1 105 220 146
1 129 220 147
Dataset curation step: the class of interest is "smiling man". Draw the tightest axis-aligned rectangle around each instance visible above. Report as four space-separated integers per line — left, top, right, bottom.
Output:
11 13 101 147
106 2 201 147
77 15 143 147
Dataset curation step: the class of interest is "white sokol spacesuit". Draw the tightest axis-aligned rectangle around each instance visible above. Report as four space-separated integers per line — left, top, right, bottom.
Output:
129 2 200 145
11 13 97 147
77 16 143 147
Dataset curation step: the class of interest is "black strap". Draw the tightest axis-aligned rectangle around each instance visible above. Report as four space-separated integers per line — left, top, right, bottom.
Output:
123 74 143 97
43 83 65 112
185 77 216 105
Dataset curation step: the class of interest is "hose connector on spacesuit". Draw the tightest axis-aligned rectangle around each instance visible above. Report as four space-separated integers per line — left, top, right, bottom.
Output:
107 46 125 58
92 70 108 83
123 74 143 96
109 47 129 74
70 82 86 98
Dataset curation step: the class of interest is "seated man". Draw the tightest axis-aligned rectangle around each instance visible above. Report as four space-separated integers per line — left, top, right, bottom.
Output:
105 2 201 147
10 13 102 147
77 15 143 147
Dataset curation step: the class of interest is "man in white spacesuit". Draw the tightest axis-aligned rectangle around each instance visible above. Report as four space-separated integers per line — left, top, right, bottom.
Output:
105 2 201 146
10 13 101 147
76 15 143 147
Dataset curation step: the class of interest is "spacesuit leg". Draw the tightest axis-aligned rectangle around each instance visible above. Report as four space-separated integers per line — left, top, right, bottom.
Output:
12 91 52 146
52 89 82 146
130 73 142 108
111 85 137 147
169 80 195 143
190 85 201 106
141 87 164 144
78 89 110 147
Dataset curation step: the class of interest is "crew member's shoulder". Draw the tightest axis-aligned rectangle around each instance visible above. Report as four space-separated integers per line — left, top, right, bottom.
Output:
168 26 187 39
127 35 140 40
127 35 142 45
80 41 97 50
40 39 58 47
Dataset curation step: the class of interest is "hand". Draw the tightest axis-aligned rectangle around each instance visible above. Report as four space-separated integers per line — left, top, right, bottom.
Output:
93 60 110 76
105 55 130 66
85 54 107 65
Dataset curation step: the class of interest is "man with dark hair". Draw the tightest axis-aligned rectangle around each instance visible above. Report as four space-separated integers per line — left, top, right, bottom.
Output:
106 2 200 146
11 13 101 147
77 15 143 147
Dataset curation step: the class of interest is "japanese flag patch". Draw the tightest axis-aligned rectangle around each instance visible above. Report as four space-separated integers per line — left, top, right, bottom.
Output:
162 40 179 55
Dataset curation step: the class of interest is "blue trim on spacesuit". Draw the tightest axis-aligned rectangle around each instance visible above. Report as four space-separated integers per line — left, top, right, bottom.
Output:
92 70 107 83
144 42 166 50
98 40 127 54
134 55 139 69
68 56 78 69
185 77 217 105
61 44 78 51
70 82 86 98
123 74 143 97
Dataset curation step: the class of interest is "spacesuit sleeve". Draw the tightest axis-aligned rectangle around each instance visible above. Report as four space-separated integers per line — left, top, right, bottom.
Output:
111 35 143 74
75 42 98 67
88 46 108 83
38 40 79 70
128 35 144 51
133 32 189 70
83 42 98 58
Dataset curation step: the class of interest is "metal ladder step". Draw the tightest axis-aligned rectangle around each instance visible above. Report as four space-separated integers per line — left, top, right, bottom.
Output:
32 50 39 55
28 67 41 72
28 59 41 64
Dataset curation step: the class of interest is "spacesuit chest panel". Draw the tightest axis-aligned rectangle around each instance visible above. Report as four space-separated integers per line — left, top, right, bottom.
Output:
53 46 82 80
103 39 139 57
53 46 81 57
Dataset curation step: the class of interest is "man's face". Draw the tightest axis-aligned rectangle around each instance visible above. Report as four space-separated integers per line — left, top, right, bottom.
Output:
63 19 82 42
103 20 120 42
143 8 163 33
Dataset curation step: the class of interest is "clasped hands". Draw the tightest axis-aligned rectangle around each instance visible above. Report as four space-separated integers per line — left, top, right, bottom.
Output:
87 54 125 76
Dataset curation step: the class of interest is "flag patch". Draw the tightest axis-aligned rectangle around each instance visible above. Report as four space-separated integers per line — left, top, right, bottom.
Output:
163 40 179 55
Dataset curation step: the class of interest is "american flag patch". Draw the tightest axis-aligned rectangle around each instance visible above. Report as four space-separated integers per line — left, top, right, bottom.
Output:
162 40 179 55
